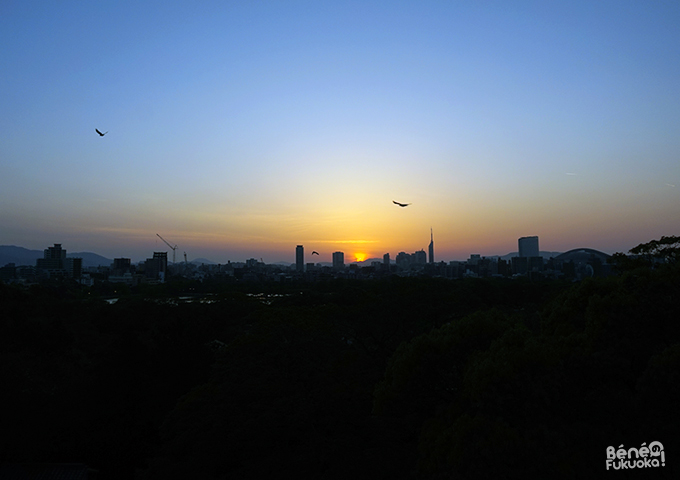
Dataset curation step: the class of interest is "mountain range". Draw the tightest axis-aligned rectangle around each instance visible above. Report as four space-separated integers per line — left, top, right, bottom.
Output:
0 246 113 268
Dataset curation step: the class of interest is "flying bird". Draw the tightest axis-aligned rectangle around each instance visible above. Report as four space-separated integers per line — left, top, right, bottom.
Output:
312 251 319 255
393 200 411 207
95 128 108 136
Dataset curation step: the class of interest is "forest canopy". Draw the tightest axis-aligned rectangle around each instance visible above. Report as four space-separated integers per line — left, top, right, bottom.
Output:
1 237 678 479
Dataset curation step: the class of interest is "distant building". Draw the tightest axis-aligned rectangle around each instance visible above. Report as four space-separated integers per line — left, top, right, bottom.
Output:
528 256 544 272
448 261 464 278
332 251 344 270
154 252 167 272
112 258 131 276
383 253 390 268
36 243 82 279
428 228 434 263
108 272 137 286
145 252 167 282
518 236 539 258
497 258 510 276
16 265 39 283
396 252 409 269
296 245 304 272
414 249 426 264
395 249 427 270
65 258 82 278
554 248 612 279
38 243 66 270
0 263 16 282
512 256 528 275
468 254 481 265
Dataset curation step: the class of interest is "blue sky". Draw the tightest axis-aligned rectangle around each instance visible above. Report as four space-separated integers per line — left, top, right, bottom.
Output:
1 1 679 263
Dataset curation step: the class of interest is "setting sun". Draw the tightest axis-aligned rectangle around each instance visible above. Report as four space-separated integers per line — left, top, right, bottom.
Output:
354 253 367 263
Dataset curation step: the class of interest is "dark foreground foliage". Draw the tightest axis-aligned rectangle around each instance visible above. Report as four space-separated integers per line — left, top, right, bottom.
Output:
1 261 678 479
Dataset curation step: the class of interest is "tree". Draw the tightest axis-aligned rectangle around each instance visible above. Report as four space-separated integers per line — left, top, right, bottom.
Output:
629 235 680 264
614 235 680 271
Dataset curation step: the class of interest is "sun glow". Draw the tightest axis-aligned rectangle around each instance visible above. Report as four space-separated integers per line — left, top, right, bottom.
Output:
354 252 367 262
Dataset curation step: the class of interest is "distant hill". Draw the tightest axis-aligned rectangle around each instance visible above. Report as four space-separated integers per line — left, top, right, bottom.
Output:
497 251 563 261
351 257 393 265
68 252 113 268
0 246 112 268
191 258 216 265
0 245 43 267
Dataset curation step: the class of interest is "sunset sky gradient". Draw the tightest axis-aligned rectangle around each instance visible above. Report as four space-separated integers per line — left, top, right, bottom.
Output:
2 1 679 263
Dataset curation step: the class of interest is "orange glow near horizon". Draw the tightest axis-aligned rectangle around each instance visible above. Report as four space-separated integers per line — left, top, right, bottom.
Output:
353 252 368 263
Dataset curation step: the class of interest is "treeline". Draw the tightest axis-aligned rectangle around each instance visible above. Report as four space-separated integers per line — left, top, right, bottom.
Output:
0 258 678 478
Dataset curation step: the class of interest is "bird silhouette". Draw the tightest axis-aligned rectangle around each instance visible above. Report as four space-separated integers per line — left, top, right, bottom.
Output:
95 128 108 136
312 251 319 255
393 200 411 207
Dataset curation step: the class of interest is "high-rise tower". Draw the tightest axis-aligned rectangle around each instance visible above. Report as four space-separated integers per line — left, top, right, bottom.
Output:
296 245 304 272
38 243 66 270
518 236 539 258
332 251 344 271
428 228 434 264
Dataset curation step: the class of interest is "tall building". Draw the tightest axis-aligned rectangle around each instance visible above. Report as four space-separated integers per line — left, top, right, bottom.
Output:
518 236 539 258
145 252 168 282
296 245 304 272
112 258 132 276
428 228 434 264
153 251 168 272
383 253 390 268
396 252 409 269
332 251 344 271
37 243 66 270
36 243 81 278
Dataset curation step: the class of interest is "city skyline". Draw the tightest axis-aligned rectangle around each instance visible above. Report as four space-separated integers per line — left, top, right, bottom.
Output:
0 237 616 286
2 2 679 263
2 233 596 267
0 223 642 265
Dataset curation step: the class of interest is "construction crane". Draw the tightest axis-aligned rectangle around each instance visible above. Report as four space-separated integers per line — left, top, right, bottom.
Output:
156 233 177 264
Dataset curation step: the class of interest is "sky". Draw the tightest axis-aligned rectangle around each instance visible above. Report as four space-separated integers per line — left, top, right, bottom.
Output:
1 1 679 264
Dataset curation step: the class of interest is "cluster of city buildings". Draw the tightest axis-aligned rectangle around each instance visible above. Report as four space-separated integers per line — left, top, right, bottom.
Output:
0 244 83 284
294 228 438 273
1 234 614 286
290 235 611 282
0 244 170 286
